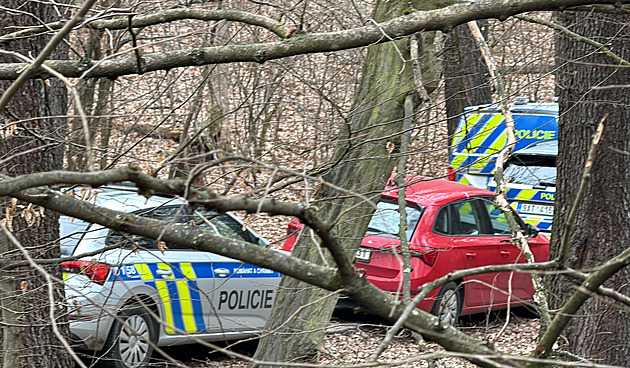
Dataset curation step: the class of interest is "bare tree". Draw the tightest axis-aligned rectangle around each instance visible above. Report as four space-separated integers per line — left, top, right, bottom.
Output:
0 1 72 366
546 10 630 365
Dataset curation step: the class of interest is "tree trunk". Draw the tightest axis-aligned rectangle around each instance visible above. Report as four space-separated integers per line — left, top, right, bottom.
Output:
252 0 443 366
0 2 72 367
444 21 492 141
548 11 630 365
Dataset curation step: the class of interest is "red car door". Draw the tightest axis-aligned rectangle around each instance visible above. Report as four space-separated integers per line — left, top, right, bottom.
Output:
480 198 550 303
438 198 511 308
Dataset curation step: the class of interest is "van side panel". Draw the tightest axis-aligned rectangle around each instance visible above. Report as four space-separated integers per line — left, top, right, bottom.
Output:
450 109 557 188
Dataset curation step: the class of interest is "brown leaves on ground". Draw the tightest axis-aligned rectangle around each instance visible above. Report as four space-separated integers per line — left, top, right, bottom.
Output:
178 314 540 367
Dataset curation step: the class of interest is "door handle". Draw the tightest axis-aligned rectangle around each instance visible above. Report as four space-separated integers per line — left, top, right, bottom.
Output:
500 250 510 257
465 252 476 259
156 269 173 278
214 268 230 278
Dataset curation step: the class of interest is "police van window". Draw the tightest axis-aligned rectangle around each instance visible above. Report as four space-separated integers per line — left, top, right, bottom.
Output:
504 156 556 187
367 201 423 241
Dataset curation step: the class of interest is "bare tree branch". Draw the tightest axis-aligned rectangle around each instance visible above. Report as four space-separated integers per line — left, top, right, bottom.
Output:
1 0 630 80
0 0 98 112
0 8 293 44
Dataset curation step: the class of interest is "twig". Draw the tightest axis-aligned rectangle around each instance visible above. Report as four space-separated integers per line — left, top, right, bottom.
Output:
516 15 630 66
127 14 143 74
0 222 88 368
557 117 606 266
0 0 98 112
468 19 552 329
537 242 630 358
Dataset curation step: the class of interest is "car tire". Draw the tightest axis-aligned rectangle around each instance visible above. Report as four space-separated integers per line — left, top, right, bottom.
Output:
430 282 461 326
99 306 157 368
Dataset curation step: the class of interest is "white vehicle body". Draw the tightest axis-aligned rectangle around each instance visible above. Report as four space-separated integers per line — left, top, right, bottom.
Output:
63 186 282 367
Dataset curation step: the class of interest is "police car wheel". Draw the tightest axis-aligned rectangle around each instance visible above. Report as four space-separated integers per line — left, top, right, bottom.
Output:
430 282 461 326
100 307 157 368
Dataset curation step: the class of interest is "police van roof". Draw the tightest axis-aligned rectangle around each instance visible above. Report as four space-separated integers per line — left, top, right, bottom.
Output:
464 102 558 115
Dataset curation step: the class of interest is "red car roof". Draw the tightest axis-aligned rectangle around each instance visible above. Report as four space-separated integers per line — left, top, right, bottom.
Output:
382 176 494 207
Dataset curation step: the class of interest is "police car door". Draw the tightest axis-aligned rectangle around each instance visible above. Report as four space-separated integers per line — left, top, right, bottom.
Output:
127 205 216 337
196 211 281 333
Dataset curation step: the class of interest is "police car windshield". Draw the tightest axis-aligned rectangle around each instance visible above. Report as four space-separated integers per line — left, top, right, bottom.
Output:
505 156 556 186
367 201 423 241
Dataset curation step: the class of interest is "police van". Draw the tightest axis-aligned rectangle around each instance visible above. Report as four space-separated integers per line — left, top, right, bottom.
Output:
448 99 558 234
62 185 282 368
449 99 558 188
487 139 557 235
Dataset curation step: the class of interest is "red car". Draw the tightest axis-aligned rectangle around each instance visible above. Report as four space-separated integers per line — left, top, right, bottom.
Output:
283 177 549 325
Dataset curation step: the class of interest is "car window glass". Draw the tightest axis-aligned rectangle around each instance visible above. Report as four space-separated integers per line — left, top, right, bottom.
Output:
434 207 450 234
453 200 482 236
106 205 194 250
481 199 522 235
60 216 91 257
105 206 257 250
367 201 423 241
194 210 255 244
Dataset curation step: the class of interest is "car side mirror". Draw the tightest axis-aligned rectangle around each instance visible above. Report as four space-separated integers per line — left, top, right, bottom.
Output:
526 224 539 238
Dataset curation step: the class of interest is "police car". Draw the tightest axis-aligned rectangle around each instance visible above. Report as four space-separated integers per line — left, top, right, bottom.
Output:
62 185 282 368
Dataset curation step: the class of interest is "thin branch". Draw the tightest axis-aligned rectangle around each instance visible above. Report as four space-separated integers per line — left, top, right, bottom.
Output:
563 268 630 307
537 245 630 358
0 222 88 368
3 0 630 80
557 117 606 266
468 19 552 328
0 0 98 112
0 8 293 44
516 15 630 66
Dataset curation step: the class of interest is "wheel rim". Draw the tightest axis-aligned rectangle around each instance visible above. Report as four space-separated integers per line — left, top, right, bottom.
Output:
438 289 458 325
118 315 151 368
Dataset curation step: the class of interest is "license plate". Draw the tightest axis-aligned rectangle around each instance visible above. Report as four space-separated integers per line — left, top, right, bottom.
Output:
355 248 371 263
518 203 554 216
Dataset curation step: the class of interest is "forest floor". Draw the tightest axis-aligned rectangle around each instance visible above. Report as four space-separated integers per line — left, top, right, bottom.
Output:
158 309 541 368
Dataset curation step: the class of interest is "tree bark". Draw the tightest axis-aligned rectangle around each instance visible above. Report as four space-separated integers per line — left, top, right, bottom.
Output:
0 2 72 367
548 11 630 365
251 0 444 366
444 20 492 141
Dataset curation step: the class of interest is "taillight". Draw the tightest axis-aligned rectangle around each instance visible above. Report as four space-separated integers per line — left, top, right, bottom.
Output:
283 219 304 252
287 219 302 235
62 261 110 285
381 245 438 266
413 248 438 266
447 167 456 181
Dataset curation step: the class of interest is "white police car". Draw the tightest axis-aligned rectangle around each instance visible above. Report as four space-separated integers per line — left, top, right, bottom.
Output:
62 185 282 368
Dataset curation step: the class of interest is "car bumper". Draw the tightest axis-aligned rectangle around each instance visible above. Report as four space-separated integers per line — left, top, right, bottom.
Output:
70 314 113 351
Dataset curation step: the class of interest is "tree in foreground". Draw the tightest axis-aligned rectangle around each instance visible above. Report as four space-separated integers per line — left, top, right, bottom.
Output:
546 10 630 365
0 1 72 366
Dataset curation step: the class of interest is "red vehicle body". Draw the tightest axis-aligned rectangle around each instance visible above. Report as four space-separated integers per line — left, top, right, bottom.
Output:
283 177 549 323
